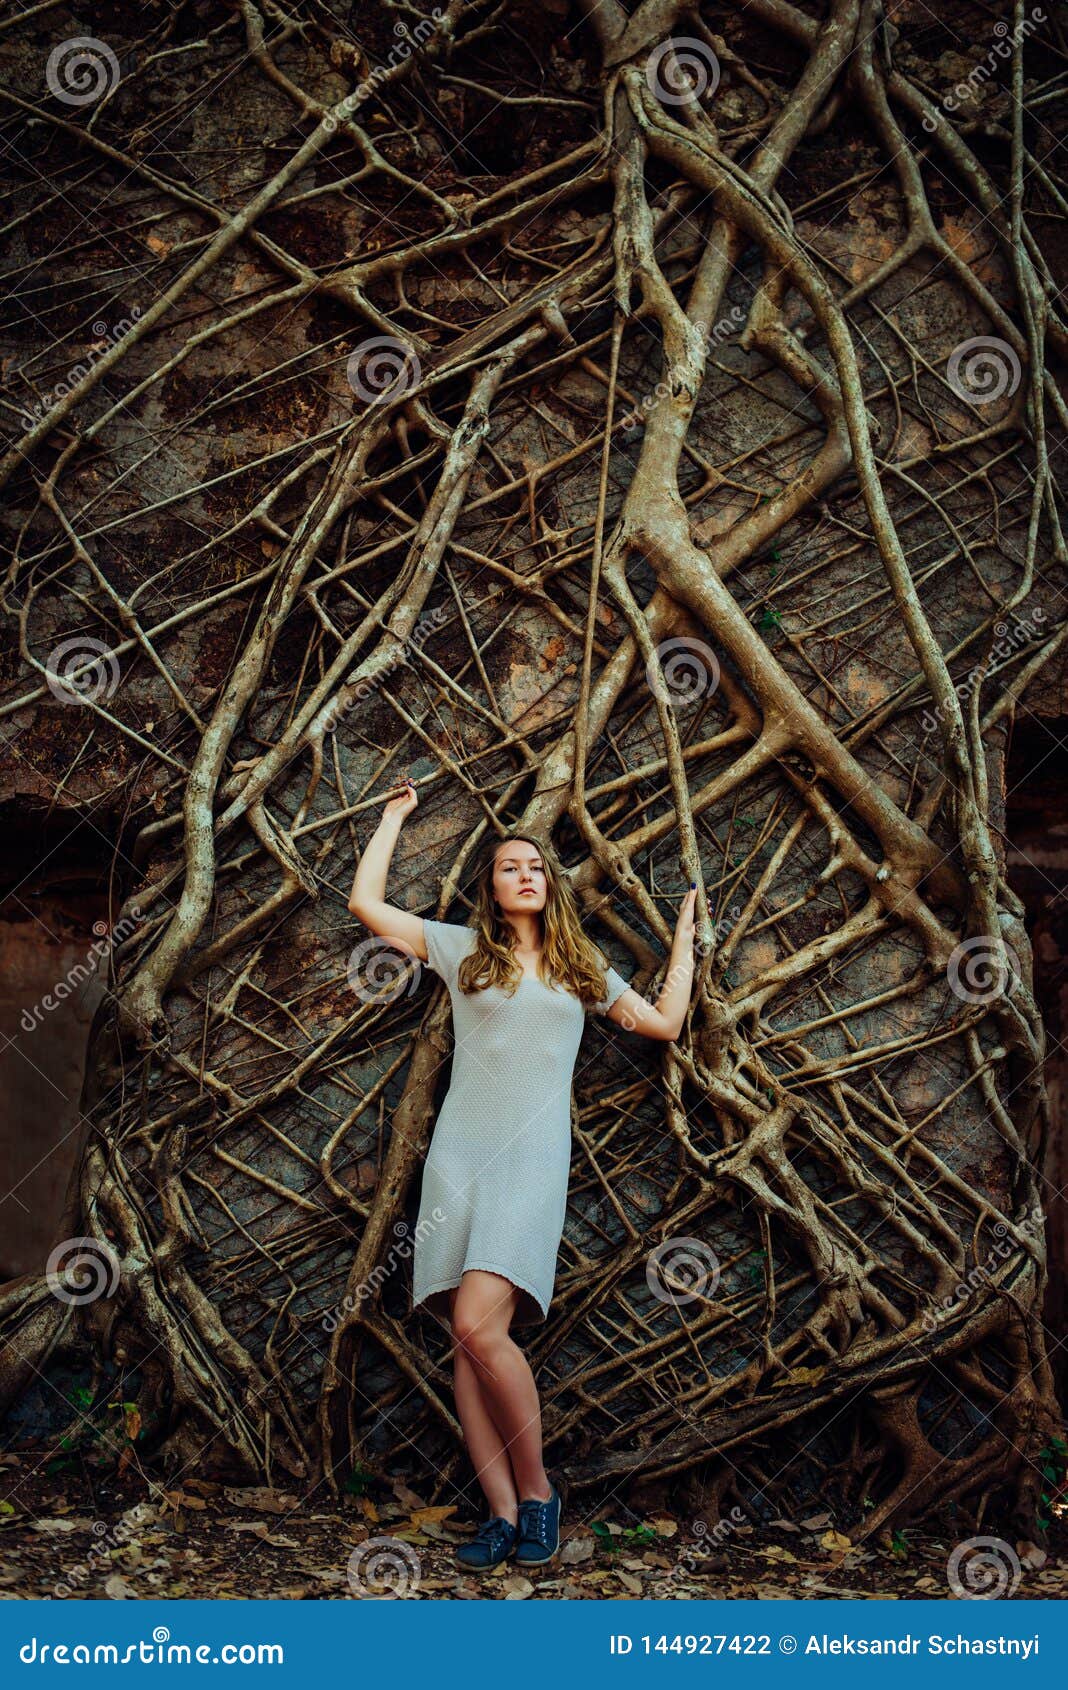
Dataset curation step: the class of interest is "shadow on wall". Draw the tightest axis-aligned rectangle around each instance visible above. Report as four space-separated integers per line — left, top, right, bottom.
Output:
0 818 112 1281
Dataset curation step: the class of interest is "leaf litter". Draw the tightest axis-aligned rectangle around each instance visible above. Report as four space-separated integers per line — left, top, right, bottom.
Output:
0 1457 1063 1602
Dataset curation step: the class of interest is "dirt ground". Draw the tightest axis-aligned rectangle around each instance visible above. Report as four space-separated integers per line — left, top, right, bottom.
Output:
0 1450 1064 1602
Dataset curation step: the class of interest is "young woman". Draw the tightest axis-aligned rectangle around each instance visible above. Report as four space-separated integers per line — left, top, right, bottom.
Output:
348 777 702 1573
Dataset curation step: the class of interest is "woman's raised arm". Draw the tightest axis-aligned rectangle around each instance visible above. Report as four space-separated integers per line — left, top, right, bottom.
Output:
347 778 429 961
603 885 704 1040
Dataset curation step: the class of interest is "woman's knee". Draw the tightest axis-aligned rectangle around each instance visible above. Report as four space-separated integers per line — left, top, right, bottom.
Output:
451 1303 508 1364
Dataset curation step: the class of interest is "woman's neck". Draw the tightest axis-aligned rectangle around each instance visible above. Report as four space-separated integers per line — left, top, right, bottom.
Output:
506 915 542 952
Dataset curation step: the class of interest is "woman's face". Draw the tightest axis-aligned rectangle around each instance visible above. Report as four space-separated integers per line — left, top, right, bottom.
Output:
492 841 547 917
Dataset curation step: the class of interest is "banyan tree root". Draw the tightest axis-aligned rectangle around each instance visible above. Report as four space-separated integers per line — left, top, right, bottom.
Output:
0 0 1064 1531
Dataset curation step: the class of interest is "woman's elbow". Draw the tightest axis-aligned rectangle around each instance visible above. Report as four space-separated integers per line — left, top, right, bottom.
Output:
633 1015 682 1042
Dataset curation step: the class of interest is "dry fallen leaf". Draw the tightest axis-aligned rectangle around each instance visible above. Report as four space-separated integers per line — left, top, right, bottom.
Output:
408 1505 459 1529
503 1574 535 1599
104 1573 138 1599
646 1516 677 1537
222 1487 297 1516
1016 1539 1048 1570
163 1490 206 1512
773 1365 827 1387
800 1511 832 1530
820 1530 852 1553
223 1520 297 1548
560 1535 595 1565
390 1480 425 1511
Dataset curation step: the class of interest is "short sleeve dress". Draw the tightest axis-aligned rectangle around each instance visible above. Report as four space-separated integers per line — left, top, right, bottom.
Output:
410 919 631 1327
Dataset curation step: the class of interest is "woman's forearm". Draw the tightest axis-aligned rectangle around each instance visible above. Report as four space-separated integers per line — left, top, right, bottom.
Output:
655 933 695 1037
348 813 403 912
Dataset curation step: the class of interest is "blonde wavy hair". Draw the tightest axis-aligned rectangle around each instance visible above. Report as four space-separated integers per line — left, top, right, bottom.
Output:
455 833 615 1008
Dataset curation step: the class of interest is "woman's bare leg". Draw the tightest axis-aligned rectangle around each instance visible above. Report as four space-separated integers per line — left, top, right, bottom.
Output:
450 1269 551 1504
447 1284 521 1524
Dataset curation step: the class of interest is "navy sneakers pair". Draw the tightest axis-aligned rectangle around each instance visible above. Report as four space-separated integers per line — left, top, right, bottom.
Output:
455 1483 562 1573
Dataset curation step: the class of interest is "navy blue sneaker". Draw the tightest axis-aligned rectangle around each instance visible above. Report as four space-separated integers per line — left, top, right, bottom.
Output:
515 1482 561 1567
455 1515 518 1573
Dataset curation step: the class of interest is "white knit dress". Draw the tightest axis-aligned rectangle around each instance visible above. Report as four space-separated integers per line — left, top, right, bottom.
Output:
410 920 631 1327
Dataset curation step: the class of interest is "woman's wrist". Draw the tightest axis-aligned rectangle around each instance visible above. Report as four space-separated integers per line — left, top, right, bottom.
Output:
671 926 695 961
